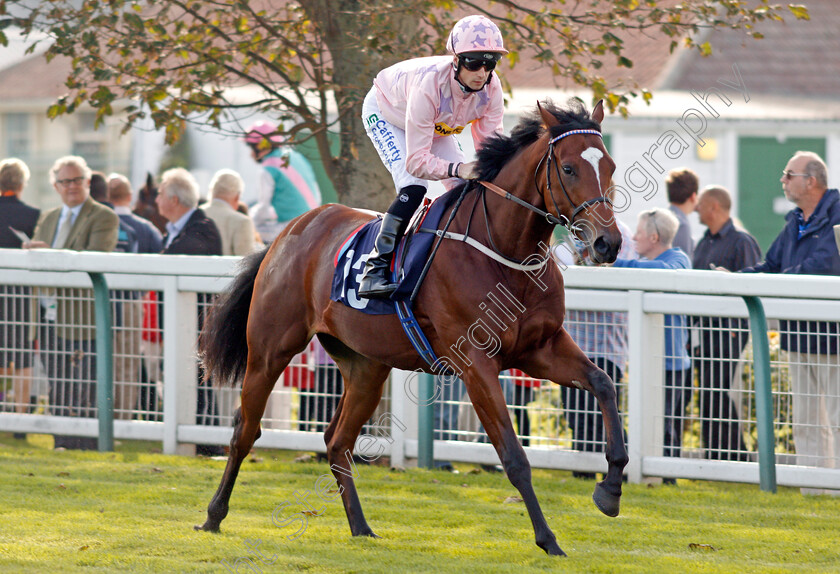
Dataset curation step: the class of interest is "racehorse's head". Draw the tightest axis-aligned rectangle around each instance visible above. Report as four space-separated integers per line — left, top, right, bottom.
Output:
134 172 168 234
537 100 622 264
138 172 158 203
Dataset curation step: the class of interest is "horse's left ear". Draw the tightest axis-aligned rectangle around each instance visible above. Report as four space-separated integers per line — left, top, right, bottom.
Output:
538 101 559 128
592 100 605 125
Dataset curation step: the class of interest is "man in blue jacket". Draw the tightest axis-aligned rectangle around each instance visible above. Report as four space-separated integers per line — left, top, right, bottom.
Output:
741 151 840 494
613 208 691 484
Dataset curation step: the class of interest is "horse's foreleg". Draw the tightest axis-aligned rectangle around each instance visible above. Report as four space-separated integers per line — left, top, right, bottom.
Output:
195 368 276 532
521 329 628 518
464 370 565 557
326 360 391 538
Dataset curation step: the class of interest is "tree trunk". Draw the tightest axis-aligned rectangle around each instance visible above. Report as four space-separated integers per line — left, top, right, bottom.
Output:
300 0 417 211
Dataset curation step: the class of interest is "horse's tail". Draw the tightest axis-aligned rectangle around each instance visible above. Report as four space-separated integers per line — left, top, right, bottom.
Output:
199 247 269 387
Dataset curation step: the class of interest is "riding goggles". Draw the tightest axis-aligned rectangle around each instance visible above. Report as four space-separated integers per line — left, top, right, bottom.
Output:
459 53 501 72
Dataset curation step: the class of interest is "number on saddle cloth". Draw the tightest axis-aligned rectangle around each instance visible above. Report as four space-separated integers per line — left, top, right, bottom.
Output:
329 191 461 315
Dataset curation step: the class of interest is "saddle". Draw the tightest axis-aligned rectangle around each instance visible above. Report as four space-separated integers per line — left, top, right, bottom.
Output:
330 187 463 315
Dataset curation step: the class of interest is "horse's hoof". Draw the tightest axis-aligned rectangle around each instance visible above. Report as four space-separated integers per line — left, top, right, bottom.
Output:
592 483 621 517
353 530 381 538
539 539 567 557
194 522 220 533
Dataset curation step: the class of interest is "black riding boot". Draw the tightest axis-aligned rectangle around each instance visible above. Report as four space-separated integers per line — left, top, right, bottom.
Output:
358 213 408 299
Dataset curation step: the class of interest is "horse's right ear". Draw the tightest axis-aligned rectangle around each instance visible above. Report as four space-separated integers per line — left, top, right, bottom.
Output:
592 100 605 125
145 172 154 189
538 101 559 129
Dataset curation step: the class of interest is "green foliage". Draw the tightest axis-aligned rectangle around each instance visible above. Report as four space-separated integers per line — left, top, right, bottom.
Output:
1 1 810 204
158 128 192 173
1 434 839 573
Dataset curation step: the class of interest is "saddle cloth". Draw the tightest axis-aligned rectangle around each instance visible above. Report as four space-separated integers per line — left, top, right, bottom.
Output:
330 187 462 315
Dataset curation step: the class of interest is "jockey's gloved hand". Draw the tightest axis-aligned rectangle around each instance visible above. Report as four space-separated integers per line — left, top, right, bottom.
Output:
458 161 480 180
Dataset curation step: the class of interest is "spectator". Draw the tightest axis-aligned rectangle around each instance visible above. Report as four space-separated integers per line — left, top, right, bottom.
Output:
613 208 691 483
108 174 163 254
740 151 840 494
89 171 111 207
0 158 40 426
236 201 265 245
201 169 260 256
244 121 321 244
156 167 223 456
559 217 637 479
835 223 840 254
692 186 762 461
106 173 164 420
26 155 119 450
666 168 699 260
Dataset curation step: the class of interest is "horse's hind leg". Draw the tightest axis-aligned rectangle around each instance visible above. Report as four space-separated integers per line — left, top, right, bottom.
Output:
463 366 565 556
195 355 292 532
521 328 629 518
325 357 392 537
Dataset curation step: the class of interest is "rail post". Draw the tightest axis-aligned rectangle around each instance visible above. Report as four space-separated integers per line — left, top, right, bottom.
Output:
417 373 435 469
742 295 777 493
87 272 114 452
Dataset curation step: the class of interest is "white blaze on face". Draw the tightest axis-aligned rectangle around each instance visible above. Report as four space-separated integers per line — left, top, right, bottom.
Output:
580 147 604 192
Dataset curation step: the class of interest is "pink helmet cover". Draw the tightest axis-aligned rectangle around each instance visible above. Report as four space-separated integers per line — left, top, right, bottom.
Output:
244 120 284 144
446 15 508 56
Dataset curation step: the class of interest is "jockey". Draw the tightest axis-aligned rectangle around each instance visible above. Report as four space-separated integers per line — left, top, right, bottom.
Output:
358 14 507 299
245 121 322 243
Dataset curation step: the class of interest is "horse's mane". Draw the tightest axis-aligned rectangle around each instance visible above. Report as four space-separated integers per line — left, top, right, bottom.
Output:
476 98 601 182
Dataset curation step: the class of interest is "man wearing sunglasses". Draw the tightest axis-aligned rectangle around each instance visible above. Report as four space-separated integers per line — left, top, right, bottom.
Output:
358 14 507 298
741 151 840 493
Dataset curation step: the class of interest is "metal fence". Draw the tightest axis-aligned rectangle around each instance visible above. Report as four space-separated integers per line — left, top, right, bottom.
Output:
1 249 839 493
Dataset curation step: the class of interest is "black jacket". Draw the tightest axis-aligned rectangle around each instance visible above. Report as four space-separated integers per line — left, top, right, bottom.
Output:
162 209 222 256
0 195 40 248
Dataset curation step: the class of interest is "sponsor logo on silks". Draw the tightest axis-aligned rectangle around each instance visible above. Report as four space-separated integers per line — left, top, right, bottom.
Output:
434 121 469 136
366 113 379 127
371 119 402 163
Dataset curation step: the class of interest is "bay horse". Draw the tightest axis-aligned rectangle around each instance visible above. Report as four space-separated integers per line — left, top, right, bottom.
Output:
195 99 627 556
133 173 168 234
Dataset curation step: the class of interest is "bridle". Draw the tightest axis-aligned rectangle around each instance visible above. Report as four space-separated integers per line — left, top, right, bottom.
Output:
538 128 612 229
480 128 612 233
427 127 614 272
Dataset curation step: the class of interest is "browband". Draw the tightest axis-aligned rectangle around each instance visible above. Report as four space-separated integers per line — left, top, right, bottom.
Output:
548 129 603 146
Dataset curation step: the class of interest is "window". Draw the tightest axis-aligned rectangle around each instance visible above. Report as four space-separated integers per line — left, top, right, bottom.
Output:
72 112 108 170
4 113 31 158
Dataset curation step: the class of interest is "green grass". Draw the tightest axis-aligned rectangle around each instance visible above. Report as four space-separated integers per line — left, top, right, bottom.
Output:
1 433 838 573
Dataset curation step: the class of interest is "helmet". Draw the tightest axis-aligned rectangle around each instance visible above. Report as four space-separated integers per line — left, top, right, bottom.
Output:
446 15 507 56
244 120 284 145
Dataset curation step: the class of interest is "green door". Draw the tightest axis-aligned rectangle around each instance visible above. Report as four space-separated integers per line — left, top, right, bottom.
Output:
738 136 826 252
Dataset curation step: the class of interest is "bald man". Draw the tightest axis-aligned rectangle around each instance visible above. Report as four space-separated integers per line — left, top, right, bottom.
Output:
692 186 761 462
108 174 163 254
